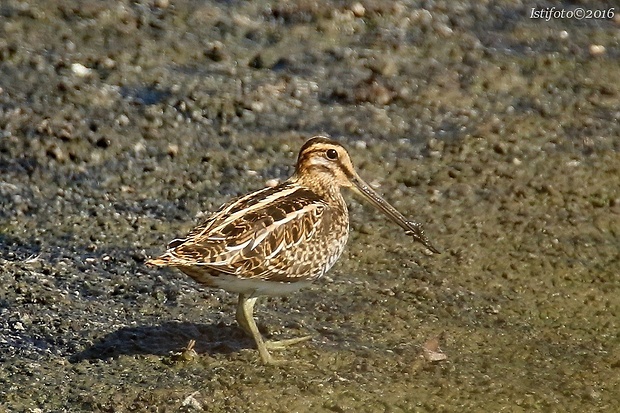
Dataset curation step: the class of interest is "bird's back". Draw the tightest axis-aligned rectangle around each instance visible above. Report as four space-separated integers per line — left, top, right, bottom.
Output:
147 180 350 288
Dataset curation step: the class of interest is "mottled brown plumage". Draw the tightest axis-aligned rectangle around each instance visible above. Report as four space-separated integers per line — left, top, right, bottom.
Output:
147 136 438 364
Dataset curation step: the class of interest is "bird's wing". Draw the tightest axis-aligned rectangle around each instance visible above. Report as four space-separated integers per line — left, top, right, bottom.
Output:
162 182 328 279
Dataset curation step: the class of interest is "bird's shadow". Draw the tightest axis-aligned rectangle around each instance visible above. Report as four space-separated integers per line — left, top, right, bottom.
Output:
69 321 253 363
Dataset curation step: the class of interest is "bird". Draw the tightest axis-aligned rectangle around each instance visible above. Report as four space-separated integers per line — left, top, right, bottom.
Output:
146 136 439 364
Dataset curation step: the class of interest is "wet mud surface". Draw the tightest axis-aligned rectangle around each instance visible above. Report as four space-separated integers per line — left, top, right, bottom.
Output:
1 1 619 411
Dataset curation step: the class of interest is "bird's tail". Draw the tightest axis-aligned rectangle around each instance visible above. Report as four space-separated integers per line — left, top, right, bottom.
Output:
145 253 174 267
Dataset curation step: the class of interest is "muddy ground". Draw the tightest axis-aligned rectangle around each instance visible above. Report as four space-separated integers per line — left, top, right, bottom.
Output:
1 0 619 411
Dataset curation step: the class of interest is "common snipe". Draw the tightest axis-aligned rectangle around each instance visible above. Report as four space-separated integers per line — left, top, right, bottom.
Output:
147 136 439 364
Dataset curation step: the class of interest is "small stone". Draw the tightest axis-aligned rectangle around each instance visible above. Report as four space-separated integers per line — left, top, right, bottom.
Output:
204 41 226 62
101 57 116 69
265 179 279 188
350 2 365 17
116 114 130 126
71 63 92 77
167 144 179 157
589 44 606 56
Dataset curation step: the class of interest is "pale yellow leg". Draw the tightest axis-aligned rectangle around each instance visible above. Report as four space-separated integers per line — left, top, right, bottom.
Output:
236 294 273 364
235 294 311 364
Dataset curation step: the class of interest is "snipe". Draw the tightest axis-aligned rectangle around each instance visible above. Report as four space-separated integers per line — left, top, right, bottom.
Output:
147 136 439 364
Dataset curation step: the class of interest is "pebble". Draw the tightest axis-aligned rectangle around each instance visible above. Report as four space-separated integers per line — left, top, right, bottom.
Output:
71 63 92 77
350 2 365 18
589 44 606 56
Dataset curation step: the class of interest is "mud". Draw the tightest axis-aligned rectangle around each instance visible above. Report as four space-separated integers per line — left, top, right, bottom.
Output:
1 1 619 411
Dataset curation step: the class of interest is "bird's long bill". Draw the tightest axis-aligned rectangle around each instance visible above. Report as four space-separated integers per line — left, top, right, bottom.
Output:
350 174 440 254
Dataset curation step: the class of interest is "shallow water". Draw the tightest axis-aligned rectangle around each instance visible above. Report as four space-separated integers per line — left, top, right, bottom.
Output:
1 1 619 411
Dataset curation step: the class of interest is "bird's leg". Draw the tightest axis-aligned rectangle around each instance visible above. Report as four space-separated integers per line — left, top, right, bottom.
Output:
236 294 274 364
235 294 311 364
235 293 255 337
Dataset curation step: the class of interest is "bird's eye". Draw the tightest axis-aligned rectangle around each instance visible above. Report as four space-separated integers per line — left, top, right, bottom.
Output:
326 148 339 160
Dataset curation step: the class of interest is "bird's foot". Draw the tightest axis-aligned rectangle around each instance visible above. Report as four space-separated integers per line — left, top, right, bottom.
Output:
264 335 312 350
